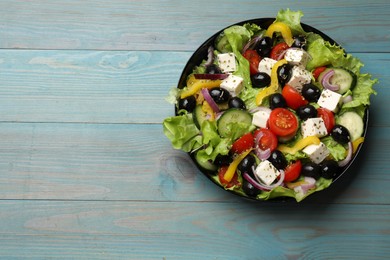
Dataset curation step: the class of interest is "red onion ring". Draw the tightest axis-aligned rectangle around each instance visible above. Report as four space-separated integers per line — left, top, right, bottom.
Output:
342 95 353 104
242 35 263 54
338 142 353 167
293 177 316 194
249 106 272 114
321 69 339 91
244 166 285 191
201 88 220 113
254 131 271 160
204 46 214 67
194 73 229 80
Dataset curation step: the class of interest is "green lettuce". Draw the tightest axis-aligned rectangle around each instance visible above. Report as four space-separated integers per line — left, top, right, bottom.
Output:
275 8 306 35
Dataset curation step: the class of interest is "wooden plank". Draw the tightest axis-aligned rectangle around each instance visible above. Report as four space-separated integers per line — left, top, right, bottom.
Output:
0 200 388 259
0 51 386 126
0 0 389 52
0 122 388 204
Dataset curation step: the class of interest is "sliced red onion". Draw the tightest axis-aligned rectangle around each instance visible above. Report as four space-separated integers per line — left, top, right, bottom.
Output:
321 69 339 91
293 177 316 194
338 142 353 167
204 46 214 67
276 49 288 61
343 95 353 104
242 35 263 54
254 131 271 160
194 73 229 80
201 88 220 113
249 106 272 114
244 166 285 191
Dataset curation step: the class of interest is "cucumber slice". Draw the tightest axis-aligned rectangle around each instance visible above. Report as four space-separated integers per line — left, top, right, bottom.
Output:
336 111 364 141
217 108 252 137
318 68 356 95
194 151 218 172
193 105 207 129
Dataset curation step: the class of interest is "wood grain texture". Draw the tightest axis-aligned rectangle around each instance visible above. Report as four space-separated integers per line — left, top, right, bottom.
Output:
0 0 389 52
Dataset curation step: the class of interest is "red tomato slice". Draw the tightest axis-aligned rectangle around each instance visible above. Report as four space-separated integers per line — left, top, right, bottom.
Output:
254 128 278 152
283 160 302 182
282 85 308 110
270 42 290 60
268 108 298 137
231 132 254 154
243 49 261 75
312 66 327 80
317 108 335 133
218 166 240 188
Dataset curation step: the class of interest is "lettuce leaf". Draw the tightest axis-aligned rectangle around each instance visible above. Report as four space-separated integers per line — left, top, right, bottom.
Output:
275 9 306 35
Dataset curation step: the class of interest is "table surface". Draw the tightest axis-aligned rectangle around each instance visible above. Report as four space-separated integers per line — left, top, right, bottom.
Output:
0 1 389 259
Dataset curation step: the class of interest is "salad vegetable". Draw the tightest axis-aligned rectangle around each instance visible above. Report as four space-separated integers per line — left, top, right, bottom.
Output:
163 9 378 202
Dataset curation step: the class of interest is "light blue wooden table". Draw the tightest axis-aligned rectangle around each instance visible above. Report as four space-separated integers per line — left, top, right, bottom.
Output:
0 1 389 259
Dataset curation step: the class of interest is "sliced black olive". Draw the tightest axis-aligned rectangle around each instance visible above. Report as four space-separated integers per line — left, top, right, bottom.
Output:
268 150 288 170
178 96 196 112
320 160 340 179
301 162 321 180
292 35 307 49
297 104 318 120
331 125 351 144
228 97 246 110
251 72 271 88
205 64 222 74
302 83 321 102
209 87 231 104
277 63 292 86
269 93 287 109
242 180 261 198
237 155 256 177
256 36 273 57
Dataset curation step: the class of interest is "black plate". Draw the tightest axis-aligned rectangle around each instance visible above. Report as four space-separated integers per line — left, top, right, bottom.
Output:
176 18 369 201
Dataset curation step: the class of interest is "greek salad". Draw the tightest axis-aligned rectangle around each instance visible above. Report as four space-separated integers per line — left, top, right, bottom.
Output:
163 9 377 202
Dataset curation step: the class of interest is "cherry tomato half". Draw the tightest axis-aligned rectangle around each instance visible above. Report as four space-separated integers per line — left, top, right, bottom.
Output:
283 160 302 182
270 42 290 60
218 166 240 188
243 49 261 75
254 128 278 152
282 84 308 110
312 66 327 80
231 132 254 154
317 108 335 133
269 108 299 137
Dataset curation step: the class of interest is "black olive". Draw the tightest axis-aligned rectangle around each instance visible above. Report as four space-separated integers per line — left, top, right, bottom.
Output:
242 180 261 198
237 155 256 177
320 160 340 179
214 154 232 166
269 93 287 109
209 87 231 104
251 72 271 88
302 83 321 102
331 125 351 144
277 63 292 86
297 104 318 120
178 96 196 112
301 162 321 180
268 150 288 170
292 35 307 49
228 97 246 110
256 37 273 57
205 64 222 74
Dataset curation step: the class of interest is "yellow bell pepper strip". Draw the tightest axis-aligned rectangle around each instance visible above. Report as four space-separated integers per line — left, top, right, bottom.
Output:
201 100 215 121
180 74 222 99
352 137 364 154
265 22 294 46
278 136 321 154
255 59 288 106
223 149 252 182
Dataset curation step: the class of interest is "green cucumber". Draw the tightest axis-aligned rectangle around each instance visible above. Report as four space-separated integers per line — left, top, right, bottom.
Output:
336 111 364 141
318 68 356 95
193 105 207 129
217 108 252 137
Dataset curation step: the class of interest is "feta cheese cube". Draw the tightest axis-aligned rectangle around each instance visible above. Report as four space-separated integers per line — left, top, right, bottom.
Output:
254 160 280 186
220 74 243 97
303 142 330 164
258 58 277 76
285 48 312 67
286 66 312 93
301 118 328 138
217 53 237 73
317 89 343 113
252 109 271 128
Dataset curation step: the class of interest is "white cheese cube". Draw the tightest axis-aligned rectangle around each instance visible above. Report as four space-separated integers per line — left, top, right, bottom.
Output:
285 48 311 67
254 160 280 186
252 109 271 128
317 89 343 113
286 66 312 93
217 53 237 73
258 58 277 76
220 74 243 97
303 142 330 164
301 118 328 138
